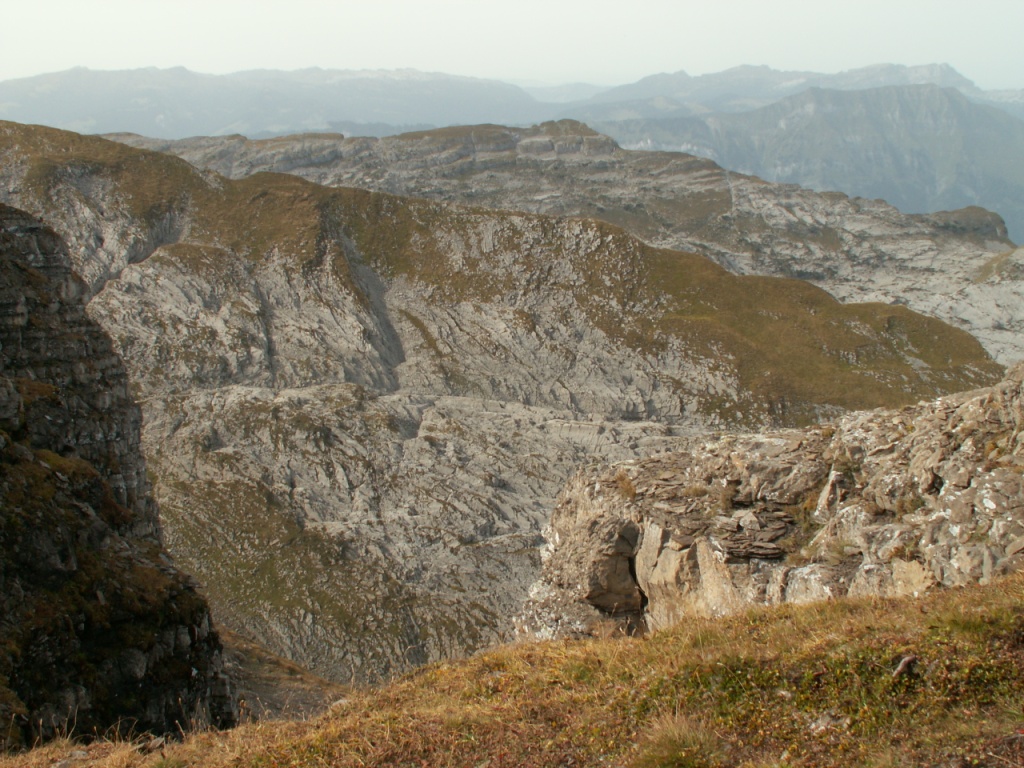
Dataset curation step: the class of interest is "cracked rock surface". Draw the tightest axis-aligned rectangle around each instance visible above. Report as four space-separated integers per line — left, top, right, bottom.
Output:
0 121 1003 682
113 120 1024 364
523 365 1024 638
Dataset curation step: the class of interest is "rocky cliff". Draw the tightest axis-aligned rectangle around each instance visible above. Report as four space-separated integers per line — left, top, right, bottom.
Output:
0 203 235 747
522 364 1024 638
110 119 1024 365
0 120 1002 683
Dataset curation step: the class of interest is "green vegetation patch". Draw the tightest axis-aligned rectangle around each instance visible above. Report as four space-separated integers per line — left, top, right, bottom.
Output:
648 247 1002 423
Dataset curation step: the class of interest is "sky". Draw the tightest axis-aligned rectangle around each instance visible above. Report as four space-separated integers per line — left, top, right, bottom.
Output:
2 0 1022 90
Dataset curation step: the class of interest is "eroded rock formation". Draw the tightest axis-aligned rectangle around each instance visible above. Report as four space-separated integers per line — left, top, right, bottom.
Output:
112 120 1024 364
523 365 1024 637
0 120 1004 682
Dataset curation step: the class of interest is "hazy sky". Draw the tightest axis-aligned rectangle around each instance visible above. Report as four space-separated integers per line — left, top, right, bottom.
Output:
2 0 1021 90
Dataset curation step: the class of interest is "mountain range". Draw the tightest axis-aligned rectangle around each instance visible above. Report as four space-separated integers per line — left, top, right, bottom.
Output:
3 56 1024 761
566 62 1024 120
589 85 1024 244
0 66 547 139
2 62 1022 244
5 63 1021 138
111 120 1024 366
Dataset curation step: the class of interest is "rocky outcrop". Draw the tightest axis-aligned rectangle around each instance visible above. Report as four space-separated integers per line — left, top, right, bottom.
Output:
110 119 1024 364
0 205 154 532
522 365 1024 637
0 204 235 747
0 121 1003 683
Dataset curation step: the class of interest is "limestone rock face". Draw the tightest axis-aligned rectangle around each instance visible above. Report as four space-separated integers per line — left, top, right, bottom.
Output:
112 121 1024 364
0 204 235 747
0 121 1003 683
523 365 1024 637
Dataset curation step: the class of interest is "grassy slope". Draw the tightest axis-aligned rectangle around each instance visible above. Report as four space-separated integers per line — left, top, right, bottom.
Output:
5 574 1024 767
331 192 1002 424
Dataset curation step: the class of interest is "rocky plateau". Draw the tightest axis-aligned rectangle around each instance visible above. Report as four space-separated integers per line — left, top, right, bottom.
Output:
112 119 1024 365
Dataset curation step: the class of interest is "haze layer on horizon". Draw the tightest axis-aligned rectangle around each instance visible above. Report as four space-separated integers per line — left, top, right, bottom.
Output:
1 0 1021 91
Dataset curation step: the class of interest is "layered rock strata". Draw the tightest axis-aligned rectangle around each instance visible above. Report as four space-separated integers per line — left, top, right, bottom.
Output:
0 204 235 747
112 120 1024 364
523 365 1024 637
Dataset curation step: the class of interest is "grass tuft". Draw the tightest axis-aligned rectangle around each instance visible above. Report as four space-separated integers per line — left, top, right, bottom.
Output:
630 714 723 768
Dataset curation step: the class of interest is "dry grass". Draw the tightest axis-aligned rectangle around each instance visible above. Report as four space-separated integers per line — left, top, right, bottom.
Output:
5 574 1024 768
629 714 723 768
649 248 1003 424
615 468 638 500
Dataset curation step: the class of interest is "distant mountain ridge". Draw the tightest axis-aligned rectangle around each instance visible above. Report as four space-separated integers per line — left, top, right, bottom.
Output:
596 84 1024 243
4 62 1022 242
0 66 549 138
1 62 1020 139
568 62 981 118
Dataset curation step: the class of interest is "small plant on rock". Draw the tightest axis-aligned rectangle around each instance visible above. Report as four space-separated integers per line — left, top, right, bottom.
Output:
615 469 637 501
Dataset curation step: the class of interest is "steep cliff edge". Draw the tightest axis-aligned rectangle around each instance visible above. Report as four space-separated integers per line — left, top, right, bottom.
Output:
111 120 1024 364
0 204 235 747
524 364 1024 637
0 120 1003 683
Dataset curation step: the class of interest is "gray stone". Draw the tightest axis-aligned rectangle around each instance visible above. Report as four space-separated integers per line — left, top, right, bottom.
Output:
110 124 1024 365
0 122 1005 685
524 365 1024 637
